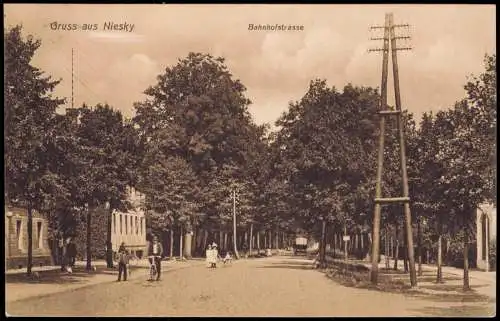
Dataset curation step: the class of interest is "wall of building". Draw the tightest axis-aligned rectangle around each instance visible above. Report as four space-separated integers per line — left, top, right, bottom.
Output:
111 187 147 257
476 203 497 271
5 206 53 269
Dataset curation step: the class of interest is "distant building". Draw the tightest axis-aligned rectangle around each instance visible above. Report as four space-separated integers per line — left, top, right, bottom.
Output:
5 205 52 269
111 187 147 258
476 203 497 271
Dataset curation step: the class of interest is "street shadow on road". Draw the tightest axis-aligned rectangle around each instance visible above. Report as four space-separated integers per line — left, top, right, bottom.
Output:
417 283 490 292
404 288 495 304
257 261 315 271
279 256 310 260
410 304 495 317
5 266 115 285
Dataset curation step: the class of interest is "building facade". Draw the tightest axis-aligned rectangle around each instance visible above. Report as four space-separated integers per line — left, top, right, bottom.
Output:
5 206 52 269
111 187 147 258
476 203 497 271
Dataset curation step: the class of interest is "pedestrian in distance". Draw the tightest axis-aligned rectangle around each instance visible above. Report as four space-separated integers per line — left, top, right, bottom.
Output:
223 251 233 264
66 238 77 274
146 235 163 281
58 232 66 272
211 243 219 268
117 242 130 281
242 242 249 259
206 244 213 268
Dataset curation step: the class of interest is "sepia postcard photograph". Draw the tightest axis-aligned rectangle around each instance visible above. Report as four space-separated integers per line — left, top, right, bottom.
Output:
4 3 496 317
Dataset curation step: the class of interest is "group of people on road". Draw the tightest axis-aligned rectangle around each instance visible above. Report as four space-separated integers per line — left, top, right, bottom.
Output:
206 243 233 268
116 235 164 282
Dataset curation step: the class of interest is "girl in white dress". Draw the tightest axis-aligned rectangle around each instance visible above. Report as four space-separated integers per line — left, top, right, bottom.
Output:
211 244 219 268
206 244 213 268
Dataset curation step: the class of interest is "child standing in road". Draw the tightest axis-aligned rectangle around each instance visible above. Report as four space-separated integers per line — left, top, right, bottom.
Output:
211 244 219 268
223 251 232 264
206 244 213 268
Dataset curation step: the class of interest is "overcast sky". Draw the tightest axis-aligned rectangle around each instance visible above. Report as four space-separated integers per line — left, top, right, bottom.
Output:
5 4 496 129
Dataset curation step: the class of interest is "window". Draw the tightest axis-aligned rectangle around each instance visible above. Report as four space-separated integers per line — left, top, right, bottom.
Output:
135 217 139 235
140 218 144 235
113 213 116 234
125 215 128 234
130 216 133 235
120 215 123 235
37 221 43 249
16 220 22 250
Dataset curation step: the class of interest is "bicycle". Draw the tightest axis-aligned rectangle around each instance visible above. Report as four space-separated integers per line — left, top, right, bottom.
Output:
148 255 161 281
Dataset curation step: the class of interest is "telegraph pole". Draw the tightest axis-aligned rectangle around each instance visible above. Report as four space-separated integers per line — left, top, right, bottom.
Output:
368 12 390 285
71 48 74 109
368 13 417 287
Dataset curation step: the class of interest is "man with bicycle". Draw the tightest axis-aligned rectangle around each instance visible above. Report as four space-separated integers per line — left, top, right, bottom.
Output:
147 235 163 281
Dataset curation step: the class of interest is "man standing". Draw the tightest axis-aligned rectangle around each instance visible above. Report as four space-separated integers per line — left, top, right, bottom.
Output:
117 242 129 281
147 235 163 281
58 233 66 272
66 238 77 273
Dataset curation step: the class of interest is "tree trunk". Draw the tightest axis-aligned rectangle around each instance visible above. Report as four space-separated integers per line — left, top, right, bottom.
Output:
219 230 224 249
224 232 228 251
344 226 348 272
401 222 408 273
249 223 254 257
86 205 92 271
354 233 359 258
183 231 192 259
232 191 240 259
202 229 208 251
361 233 364 258
27 202 33 276
257 231 261 253
192 227 197 257
179 225 183 258
332 230 337 258
394 222 399 271
170 228 174 259
463 230 470 291
443 238 450 265
106 206 113 268
368 232 372 257
417 218 422 276
436 234 443 283
403 235 409 273
275 229 279 250
389 235 394 259
320 220 327 267
385 229 390 269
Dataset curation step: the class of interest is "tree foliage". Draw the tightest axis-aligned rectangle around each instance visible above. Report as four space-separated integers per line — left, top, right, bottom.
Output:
4 25 66 212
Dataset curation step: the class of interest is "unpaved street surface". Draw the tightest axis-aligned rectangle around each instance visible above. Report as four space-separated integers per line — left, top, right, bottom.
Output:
7 256 494 317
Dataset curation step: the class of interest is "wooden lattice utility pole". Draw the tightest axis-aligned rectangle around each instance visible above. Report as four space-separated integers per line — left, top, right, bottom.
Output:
368 13 417 287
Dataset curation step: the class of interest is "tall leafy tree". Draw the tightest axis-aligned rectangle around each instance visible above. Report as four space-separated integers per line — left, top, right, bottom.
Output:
73 104 140 269
138 125 199 258
134 52 268 255
5 26 66 275
273 81 380 247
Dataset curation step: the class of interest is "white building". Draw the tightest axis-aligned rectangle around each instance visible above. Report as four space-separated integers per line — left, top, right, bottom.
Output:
476 203 497 271
111 187 147 258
